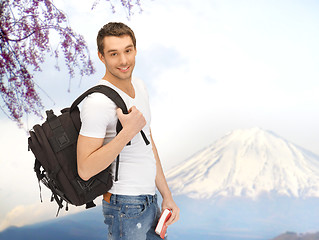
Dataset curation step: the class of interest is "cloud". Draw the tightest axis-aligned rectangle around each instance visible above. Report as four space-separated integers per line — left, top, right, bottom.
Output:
0 120 40 228
0 201 85 231
0 203 53 230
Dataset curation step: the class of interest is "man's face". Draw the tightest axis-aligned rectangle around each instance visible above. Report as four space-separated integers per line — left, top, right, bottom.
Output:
99 35 136 82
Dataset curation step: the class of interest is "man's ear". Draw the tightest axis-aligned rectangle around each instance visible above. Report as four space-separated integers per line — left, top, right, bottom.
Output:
98 51 105 64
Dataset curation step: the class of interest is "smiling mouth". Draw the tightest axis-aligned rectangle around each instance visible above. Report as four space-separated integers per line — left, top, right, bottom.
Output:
118 66 130 72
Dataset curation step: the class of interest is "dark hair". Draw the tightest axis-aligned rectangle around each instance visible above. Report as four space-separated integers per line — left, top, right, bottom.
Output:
97 22 136 55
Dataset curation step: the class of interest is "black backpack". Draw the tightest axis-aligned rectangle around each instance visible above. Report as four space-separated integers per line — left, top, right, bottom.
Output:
28 85 150 216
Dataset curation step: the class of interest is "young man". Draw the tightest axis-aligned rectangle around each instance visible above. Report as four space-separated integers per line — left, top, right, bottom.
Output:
77 22 179 239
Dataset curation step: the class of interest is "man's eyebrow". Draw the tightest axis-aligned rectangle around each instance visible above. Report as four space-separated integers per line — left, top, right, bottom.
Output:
125 44 134 49
107 44 134 53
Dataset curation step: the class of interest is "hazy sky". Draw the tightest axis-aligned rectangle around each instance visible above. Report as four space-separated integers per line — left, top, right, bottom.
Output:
0 0 318 230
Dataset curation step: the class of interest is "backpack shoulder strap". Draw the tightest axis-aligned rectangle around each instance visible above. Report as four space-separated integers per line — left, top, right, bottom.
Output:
70 85 150 145
70 85 128 114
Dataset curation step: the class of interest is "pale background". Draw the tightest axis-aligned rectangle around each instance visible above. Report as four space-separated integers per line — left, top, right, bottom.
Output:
0 0 318 231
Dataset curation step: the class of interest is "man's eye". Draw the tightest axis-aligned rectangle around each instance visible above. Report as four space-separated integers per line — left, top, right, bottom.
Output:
126 49 132 53
111 53 117 56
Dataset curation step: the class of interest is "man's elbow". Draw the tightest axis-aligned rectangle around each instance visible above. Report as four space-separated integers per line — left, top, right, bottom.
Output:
77 164 91 181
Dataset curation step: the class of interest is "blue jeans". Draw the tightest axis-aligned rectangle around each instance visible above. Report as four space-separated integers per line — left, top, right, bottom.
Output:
102 194 167 240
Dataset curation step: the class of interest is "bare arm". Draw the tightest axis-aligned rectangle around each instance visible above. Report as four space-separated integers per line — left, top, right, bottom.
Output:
77 106 146 181
150 130 180 226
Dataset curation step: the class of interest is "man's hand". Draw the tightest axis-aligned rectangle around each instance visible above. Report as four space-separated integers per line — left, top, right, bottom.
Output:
162 196 180 226
116 106 146 139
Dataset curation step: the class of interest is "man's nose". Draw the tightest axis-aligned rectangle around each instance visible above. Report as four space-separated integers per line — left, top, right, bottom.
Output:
119 53 128 65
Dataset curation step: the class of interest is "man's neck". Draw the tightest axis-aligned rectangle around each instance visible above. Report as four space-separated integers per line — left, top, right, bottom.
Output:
102 75 135 98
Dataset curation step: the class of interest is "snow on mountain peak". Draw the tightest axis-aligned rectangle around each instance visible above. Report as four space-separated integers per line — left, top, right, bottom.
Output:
167 127 319 199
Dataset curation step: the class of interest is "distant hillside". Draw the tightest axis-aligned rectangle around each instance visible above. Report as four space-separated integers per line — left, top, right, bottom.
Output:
0 207 106 240
272 231 319 240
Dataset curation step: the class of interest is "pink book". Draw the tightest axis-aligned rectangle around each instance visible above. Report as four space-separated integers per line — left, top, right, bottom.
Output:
155 209 172 239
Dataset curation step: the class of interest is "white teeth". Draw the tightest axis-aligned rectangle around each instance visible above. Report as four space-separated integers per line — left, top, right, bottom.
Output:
120 67 128 70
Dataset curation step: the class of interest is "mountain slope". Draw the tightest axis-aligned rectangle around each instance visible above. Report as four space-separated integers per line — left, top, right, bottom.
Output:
0 207 106 240
167 127 319 199
271 231 319 240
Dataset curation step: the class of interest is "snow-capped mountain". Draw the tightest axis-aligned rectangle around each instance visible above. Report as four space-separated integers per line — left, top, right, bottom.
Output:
167 127 319 199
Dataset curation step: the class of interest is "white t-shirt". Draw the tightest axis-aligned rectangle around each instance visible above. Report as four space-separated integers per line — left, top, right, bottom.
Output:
79 77 156 195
